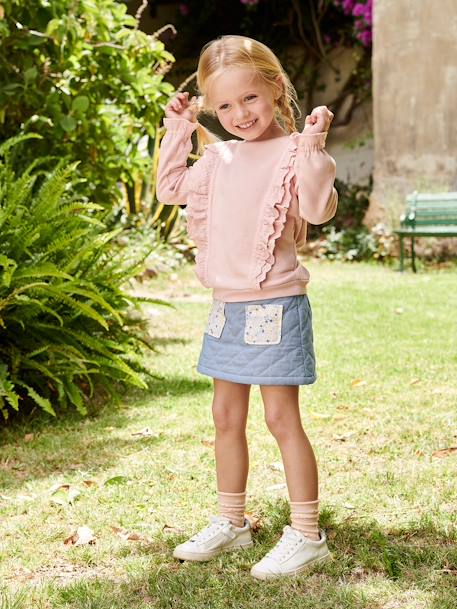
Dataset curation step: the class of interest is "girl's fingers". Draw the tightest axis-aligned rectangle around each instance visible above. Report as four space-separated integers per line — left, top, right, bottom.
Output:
166 92 200 118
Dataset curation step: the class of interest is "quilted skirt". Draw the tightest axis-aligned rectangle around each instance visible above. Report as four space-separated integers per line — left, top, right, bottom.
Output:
197 293 316 385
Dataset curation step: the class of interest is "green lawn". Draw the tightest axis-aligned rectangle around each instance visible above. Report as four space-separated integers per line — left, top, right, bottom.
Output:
1 260 456 609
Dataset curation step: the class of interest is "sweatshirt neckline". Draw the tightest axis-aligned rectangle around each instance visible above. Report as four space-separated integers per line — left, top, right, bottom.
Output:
240 134 291 144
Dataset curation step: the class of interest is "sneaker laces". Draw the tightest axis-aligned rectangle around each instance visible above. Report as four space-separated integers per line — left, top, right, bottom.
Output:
265 526 303 561
189 516 231 544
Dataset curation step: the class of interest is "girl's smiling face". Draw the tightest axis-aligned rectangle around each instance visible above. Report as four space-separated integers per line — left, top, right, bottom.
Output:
207 67 286 141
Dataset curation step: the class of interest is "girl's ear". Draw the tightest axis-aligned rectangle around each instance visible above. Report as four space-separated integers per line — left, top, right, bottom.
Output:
274 74 284 100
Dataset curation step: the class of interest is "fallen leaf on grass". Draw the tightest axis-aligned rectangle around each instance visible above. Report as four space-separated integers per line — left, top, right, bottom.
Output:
162 524 184 534
201 439 215 447
49 484 81 506
245 512 262 532
104 475 129 486
64 526 96 546
343 504 356 510
432 447 457 458
309 411 332 420
351 379 367 388
82 480 97 488
50 483 70 493
409 378 421 385
332 432 355 442
269 462 284 472
23 433 34 443
131 428 159 439
51 491 68 505
111 526 151 543
394 307 404 315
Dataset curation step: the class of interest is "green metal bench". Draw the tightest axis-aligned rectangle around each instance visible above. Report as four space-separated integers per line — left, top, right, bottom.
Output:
394 191 457 272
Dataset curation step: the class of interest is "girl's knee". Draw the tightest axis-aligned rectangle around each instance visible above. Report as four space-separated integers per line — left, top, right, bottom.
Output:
264 406 303 440
264 408 289 438
212 400 247 433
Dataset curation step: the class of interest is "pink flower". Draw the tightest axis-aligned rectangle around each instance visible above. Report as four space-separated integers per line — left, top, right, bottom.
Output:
352 3 366 17
179 3 189 15
342 0 357 14
333 0 372 47
357 30 372 46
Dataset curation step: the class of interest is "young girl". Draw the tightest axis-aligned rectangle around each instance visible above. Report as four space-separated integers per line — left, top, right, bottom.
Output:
156 35 337 581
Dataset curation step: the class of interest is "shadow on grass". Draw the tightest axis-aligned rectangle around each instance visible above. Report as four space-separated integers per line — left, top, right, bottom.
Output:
3 499 456 609
145 375 211 399
0 375 212 489
151 337 191 348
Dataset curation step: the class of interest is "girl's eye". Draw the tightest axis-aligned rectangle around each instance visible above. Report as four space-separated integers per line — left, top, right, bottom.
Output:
218 95 257 110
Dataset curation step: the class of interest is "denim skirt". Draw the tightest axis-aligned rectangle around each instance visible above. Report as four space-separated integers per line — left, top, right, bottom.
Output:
197 294 316 386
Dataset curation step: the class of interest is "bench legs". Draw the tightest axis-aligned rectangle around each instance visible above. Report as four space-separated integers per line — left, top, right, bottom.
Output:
411 237 417 273
399 237 405 272
398 236 417 272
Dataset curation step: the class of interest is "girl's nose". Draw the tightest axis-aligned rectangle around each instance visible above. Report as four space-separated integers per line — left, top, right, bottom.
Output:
234 107 250 121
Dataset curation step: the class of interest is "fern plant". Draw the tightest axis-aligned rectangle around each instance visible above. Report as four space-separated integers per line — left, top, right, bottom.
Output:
0 134 169 421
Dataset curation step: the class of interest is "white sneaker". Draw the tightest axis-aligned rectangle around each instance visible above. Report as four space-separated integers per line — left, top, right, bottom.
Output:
250 526 330 580
172 515 253 562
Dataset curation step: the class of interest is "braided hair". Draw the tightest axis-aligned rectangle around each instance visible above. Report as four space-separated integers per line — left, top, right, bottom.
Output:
193 35 301 154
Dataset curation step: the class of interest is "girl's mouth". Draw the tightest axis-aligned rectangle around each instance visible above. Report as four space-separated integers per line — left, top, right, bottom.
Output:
237 119 257 130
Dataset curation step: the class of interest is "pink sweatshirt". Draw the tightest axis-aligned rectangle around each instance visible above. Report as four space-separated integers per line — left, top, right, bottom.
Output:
156 117 338 302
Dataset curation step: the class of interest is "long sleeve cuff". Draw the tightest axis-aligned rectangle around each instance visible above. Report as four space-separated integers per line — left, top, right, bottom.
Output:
163 117 200 135
295 131 328 153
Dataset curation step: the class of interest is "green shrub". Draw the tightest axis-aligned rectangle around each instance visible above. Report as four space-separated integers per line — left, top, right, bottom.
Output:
304 176 396 262
0 134 169 421
307 176 372 242
307 223 396 262
0 0 175 208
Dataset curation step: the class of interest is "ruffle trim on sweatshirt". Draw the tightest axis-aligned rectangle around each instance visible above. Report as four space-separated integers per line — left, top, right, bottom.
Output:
251 131 327 287
185 144 219 288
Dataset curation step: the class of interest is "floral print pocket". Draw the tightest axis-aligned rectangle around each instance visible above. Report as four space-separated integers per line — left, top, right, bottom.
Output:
244 304 283 345
205 299 226 339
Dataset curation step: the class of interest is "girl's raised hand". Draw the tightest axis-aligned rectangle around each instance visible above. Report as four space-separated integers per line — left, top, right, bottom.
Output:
164 91 200 123
303 105 334 135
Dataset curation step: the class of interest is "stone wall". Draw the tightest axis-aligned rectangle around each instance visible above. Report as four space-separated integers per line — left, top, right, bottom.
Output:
369 0 457 226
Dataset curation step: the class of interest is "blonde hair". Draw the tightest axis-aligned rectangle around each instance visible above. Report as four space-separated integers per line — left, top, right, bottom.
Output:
193 35 301 155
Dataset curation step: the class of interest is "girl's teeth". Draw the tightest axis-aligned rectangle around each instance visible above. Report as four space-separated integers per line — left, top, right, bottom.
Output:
238 120 256 129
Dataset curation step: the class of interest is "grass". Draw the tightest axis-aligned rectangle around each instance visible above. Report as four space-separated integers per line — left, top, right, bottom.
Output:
1 259 456 609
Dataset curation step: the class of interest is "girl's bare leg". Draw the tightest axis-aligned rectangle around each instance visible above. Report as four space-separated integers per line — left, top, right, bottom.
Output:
212 378 251 492
260 385 317 501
